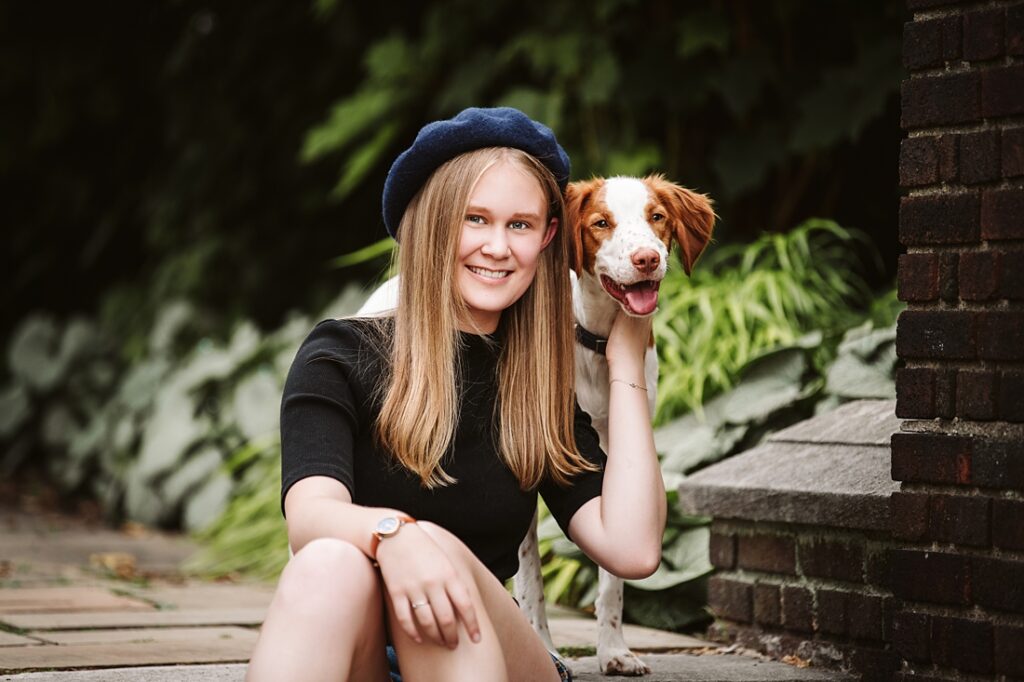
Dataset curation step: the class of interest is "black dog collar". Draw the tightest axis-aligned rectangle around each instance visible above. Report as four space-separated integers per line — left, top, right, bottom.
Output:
575 323 608 355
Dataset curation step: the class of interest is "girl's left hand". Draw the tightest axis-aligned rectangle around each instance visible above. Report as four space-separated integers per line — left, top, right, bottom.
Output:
605 310 653 376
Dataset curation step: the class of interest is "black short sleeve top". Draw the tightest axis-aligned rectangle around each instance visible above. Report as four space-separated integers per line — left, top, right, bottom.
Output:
280 317 606 581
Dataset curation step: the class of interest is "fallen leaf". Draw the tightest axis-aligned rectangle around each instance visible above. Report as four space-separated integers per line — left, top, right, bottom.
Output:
120 521 150 538
782 654 811 668
90 552 137 579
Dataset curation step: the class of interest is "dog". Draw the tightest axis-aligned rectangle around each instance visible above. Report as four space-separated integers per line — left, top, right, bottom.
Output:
359 175 714 676
514 175 714 676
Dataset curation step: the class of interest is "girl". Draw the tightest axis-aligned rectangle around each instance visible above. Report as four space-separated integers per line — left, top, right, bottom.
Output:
246 108 665 682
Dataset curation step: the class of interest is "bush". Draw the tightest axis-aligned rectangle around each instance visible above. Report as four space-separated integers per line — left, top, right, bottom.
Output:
0 287 369 532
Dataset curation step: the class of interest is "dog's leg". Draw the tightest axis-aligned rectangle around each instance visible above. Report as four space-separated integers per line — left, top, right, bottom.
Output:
514 509 571 671
596 567 650 676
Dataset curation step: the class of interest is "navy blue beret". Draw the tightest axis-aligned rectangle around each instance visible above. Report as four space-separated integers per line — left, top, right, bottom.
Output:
382 107 571 239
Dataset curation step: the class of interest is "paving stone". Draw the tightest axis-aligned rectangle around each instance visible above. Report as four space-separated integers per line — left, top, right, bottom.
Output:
550 617 706 650
0 512 196 573
0 665 247 681
0 631 44 647
122 583 274 611
569 653 854 681
0 631 255 671
0 588 153 615
1 607 267 631
0 565 103 589
32 626 255 646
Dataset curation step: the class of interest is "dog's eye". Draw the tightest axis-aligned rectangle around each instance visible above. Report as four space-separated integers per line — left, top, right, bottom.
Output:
651 213 665 222
593 219 609 229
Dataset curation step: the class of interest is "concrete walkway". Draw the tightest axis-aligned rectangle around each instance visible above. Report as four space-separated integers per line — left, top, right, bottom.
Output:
0 509 849 681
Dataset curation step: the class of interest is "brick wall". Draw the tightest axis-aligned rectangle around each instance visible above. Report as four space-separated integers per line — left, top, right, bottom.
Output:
707 522 899 678
895 0 1024 679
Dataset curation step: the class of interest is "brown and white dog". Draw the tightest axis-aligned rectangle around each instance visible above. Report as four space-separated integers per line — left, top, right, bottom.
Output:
358 175 714 676
513 176 714 676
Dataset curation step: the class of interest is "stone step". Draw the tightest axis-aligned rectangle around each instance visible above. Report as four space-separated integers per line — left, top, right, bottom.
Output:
677 399 900 531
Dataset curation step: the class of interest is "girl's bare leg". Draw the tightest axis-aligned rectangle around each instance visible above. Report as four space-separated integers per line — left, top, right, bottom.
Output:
246 538 390 682
390 523 561 682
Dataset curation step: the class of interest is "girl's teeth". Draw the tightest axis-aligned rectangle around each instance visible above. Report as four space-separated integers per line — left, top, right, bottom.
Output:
470 267 508 279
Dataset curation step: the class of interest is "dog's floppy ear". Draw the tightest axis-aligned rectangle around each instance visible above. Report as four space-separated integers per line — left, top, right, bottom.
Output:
649 176 716 276
564 179 601 275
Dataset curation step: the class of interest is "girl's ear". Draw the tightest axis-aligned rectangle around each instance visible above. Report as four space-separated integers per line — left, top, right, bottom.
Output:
564 180 601 274
648 176 716 276
542 217 559 250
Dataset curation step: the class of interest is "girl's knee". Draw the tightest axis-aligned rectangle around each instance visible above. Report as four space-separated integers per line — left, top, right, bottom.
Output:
278 538 380 612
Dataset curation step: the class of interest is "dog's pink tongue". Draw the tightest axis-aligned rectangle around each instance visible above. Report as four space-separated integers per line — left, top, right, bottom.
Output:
624 285 658 315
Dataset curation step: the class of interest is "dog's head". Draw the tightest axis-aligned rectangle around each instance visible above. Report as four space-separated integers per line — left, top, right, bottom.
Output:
565 175 715 316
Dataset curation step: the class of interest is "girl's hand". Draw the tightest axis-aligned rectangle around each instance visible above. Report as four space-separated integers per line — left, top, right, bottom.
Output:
605 310 653 377
375 521 481 649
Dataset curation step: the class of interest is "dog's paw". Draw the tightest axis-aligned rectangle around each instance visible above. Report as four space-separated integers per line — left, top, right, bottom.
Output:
598 649 651 676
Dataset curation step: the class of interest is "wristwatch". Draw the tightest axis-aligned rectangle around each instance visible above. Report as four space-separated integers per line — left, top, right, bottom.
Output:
370 515 416 560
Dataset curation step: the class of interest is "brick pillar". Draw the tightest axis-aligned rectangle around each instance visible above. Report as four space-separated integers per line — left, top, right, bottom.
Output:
895 1 1024 679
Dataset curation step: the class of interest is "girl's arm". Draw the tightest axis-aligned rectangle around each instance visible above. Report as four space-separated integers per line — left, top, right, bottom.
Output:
284 475 401 555
566 312 667 579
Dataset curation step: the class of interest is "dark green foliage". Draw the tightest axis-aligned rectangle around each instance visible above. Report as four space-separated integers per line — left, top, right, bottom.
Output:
2 0 904 352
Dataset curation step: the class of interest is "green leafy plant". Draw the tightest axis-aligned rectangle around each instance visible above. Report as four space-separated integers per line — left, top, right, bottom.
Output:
654 218 875 422
185 437 290 581
0 286 370 533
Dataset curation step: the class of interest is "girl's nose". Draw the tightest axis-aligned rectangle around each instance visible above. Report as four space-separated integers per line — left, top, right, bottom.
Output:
480 225 511 259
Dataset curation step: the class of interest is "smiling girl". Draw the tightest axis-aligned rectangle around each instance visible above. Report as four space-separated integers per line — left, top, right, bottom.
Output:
245 108 665 682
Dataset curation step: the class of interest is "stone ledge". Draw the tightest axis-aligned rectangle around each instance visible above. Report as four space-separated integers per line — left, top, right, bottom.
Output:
677 401 899 532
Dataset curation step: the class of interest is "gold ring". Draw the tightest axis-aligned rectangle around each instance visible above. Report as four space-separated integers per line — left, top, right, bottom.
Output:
411 600 429 610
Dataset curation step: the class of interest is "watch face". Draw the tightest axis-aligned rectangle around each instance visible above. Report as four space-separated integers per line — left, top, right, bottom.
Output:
376 517 400 535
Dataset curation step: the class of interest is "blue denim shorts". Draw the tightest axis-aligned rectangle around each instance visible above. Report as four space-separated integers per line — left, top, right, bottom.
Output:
385 645 571 681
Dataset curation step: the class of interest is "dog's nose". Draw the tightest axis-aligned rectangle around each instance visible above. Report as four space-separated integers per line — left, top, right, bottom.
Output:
631 249 660 274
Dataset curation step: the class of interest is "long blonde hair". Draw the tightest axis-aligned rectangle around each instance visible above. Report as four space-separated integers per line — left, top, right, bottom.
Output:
373 147 597 490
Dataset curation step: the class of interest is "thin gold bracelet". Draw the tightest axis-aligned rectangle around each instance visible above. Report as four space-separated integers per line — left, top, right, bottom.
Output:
610 379 647 392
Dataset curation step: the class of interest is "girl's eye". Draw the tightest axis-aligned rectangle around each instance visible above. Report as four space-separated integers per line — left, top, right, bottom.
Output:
466 215 485 224
651 213 665 222
593 219 609 229
509 221 529 230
